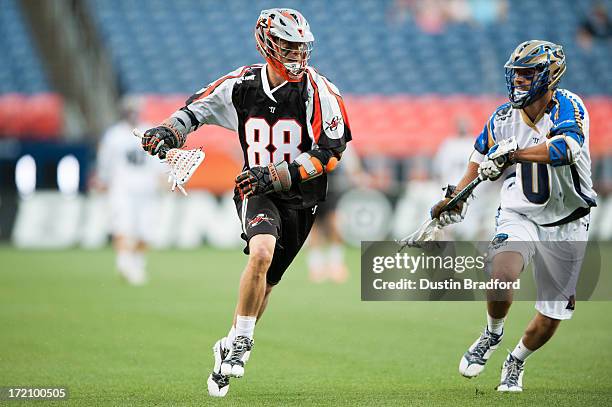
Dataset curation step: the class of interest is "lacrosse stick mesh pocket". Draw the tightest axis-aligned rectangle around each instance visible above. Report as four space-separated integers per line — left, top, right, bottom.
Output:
165 148 204 185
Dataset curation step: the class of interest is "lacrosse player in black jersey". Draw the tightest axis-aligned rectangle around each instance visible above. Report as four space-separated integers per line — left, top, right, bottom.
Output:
139 8 351 397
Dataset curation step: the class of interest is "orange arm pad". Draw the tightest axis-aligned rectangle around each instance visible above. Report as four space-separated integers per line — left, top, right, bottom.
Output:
298 156 324 180
297 156 340 181
326 157 339 172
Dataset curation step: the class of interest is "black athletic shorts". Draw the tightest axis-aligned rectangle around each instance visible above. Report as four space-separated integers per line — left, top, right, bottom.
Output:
234 194 317 285
314 189 341 220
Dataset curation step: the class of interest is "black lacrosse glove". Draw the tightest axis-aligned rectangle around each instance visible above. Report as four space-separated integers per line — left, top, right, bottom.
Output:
235 162 292 199
141 125 183 159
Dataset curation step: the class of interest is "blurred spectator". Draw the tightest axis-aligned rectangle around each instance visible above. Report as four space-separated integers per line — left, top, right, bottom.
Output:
577 2 611 51
389 0 507 32
468 0 508 27
388 0 448 34
414 0 448 34
447 0 472 25
388 0 415 25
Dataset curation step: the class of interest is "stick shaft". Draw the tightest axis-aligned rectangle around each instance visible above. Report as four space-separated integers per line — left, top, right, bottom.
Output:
132 128 169 155
440 176 483 212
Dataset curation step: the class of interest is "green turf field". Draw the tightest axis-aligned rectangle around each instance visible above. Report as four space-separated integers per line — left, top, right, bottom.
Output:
1 246 611 406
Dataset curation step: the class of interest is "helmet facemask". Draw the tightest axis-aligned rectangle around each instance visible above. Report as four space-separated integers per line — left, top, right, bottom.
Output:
265 35 312 81
254 9 314 82
505 65 550 109
504 40 566 109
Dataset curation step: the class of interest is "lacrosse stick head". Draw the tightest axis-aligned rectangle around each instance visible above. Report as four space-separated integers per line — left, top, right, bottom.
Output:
163 148 205 195
397 219 444 251
132 128 205 195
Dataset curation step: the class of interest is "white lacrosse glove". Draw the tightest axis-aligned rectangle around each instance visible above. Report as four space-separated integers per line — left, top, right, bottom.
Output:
478 158 503 181
399 185 467 250
478 137 519 181
439 206 467 226
430 185 469 227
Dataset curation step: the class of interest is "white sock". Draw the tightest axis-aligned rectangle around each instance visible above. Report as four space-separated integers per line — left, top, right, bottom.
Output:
511 339 533 362
224 325 236 349
235 316 256 339
308 248 325 271
487 313 505 335
116 251 130 273
328 244 345 266
132 252 146 274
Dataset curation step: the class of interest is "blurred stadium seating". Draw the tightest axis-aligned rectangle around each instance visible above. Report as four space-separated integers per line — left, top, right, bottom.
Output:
0 0 62 138
0 0 50 94
86 0 612 95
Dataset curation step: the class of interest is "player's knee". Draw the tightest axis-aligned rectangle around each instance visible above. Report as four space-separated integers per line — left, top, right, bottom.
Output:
248 242 274 271
491 252 523 282
534 312 561 332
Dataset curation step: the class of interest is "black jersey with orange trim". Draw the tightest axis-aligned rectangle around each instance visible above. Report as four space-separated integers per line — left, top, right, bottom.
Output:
179 64 352 208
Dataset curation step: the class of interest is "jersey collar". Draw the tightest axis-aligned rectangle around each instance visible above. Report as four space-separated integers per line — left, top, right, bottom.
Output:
519 93 555 133
261 64 287 103
519 102 550 134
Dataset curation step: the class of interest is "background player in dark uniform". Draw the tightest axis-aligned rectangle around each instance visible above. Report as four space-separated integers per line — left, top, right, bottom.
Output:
307 145 368 283
139 8 351 397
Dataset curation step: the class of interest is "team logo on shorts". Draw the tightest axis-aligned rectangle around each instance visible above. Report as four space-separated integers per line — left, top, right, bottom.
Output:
566 295 576 311
490 233 509 249
248 213 274 228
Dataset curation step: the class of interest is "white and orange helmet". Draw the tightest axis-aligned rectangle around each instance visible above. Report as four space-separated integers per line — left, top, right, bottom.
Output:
254 8 314 82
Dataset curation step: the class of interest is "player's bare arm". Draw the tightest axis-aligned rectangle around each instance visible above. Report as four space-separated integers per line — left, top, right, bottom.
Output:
456 161 480 190
511 142 550 163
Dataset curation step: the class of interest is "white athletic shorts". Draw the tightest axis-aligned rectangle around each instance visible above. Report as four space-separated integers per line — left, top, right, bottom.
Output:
488 208 590 320
108 192 158 243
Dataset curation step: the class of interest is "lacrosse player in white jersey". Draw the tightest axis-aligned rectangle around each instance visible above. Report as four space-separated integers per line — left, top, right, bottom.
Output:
430 40 596 392
96 97 166 285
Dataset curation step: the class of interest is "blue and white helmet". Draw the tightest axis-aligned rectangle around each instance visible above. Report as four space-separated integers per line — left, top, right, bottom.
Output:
504 40 566 109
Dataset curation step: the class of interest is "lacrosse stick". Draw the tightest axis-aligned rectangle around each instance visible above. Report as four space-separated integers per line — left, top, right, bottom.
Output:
133 129 205 196
397 176 483 251
397 136 518 250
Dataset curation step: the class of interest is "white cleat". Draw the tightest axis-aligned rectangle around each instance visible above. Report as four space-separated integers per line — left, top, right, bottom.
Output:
220 335 253 378
459 328 503 378
497 353 524 392
207 338 230 397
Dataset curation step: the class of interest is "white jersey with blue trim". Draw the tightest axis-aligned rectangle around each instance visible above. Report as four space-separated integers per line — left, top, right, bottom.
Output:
472 89 596 226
